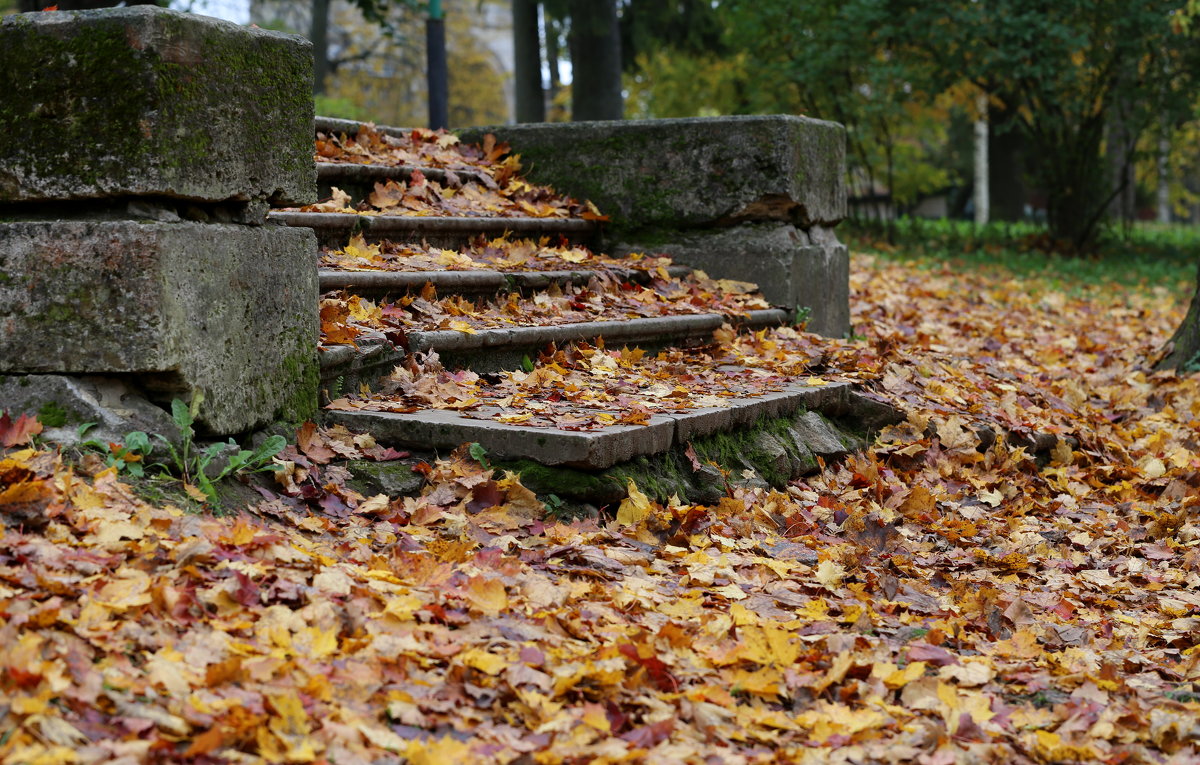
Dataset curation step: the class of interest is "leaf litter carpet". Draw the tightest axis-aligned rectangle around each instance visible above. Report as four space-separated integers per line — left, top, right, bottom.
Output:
2 255 1200 764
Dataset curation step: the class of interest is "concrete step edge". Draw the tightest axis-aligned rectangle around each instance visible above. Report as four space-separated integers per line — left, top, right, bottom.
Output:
317 265 695 297
317 309 788 387
323 380 853 469
316 162 488 187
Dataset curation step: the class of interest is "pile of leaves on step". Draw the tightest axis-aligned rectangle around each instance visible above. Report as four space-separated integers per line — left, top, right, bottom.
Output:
326 341 842 431
316 124 504 176
302 126 605 221
317 269 769 348
321 235 669 275
3 254 1200 763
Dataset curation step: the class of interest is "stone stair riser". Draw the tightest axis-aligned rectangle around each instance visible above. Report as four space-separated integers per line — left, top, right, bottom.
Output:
318 265 693 299
319 309 788 392
270 211 598 249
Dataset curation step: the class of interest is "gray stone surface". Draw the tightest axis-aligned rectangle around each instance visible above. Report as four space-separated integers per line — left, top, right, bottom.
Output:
325 381 855 469
317 264 694 299
405 311 786 356
317 162 487 194
0 7 315 205
270 212 598 249
317 116 415 139
325 408 677 469
344 459 424 497
789 411 851 461
615 222 850 337
0 374 179 447
459 115 847 231
0 220 319 434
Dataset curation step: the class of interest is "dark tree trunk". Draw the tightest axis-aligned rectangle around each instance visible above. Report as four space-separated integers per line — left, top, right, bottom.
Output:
310 0 331 96
568 0 623 121
988 105 1028 222
1107 107 1136 223
1157 261 1200 372
513 0 545 122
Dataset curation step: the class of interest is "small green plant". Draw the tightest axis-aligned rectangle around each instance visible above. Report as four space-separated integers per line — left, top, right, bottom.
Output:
76 393 285 507
153 394 285 505
468 442 492 471
327 375 345 401
521 355 535 373
792 306 812 328
543 493 567 519
77 424 155 478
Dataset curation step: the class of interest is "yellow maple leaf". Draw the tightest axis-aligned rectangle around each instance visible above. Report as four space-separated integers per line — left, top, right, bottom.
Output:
616 480 653 526
458 647 507 675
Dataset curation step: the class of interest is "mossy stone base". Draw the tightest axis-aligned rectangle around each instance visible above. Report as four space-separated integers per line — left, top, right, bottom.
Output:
0 7 315 205
0 220 318 435
501 409 872 507
344 459 424 497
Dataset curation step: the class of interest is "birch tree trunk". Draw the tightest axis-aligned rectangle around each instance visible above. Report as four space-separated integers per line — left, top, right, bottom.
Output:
1157 120 1171 224
974 93 990 225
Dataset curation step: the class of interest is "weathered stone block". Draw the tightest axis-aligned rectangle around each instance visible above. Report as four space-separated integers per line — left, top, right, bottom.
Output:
459 115 846 230
0 7 315 205
615 222 851 337
0 221 319 434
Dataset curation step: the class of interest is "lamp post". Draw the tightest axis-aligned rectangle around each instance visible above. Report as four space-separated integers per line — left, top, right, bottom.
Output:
426 0 448 129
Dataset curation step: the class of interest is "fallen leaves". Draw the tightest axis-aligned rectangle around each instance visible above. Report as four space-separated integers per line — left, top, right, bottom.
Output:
316 256 769 350
3 252 1200 763
303 125 605 221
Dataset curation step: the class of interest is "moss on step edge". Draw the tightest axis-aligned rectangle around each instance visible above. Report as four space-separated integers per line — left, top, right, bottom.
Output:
496 410 856 507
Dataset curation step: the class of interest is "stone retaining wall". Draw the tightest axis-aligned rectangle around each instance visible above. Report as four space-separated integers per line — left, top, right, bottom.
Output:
0 7 319 436
459 116 851 337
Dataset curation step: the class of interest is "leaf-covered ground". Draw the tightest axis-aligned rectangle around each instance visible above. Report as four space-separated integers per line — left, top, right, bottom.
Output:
3 253 1200 764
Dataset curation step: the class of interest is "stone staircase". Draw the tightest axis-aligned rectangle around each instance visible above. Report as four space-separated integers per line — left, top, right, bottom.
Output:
0 7 898 509
273 118 900 499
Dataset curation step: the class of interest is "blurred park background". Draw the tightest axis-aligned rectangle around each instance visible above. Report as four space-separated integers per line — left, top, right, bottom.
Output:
6 0 1200 270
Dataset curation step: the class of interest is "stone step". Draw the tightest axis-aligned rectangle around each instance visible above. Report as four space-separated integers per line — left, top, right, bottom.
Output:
269 211 598 249
317 264 694 299
323 379 873 470
317 116 411 140
319 309 788 391
316 162 489 203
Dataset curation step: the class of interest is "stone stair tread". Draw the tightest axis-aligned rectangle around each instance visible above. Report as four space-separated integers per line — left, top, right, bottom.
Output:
316 116 413 141
317 265 693 297
270 211 598 248
318 309 788 380
324 379 853 469
316 161 488 187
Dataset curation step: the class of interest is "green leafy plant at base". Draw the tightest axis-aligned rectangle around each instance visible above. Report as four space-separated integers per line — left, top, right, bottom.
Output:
78 393 285 508
155 394 285 506
77 424 154 478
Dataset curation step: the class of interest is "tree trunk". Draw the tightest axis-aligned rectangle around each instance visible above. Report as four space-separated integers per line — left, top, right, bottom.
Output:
310 0 331 96
1157 119 1171 224
568 0 623 121
989 105 1027 222
1107 108 1136 223
545 14 564 120
513 0 545 122
973 93 990 226
1157 261 1200 372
